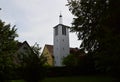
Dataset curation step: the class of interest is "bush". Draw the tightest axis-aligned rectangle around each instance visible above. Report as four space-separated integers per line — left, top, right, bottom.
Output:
46 66 96 77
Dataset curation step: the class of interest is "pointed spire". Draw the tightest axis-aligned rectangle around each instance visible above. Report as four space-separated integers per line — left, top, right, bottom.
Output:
59 12 63 24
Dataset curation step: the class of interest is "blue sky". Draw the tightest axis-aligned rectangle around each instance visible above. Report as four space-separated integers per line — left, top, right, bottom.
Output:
0 0 81 49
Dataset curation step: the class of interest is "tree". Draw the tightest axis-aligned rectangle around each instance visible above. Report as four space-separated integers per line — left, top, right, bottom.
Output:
62 49 85 67
62 52 95 72
0 20 18 79
62 54 80 66
67 0 120 74
18 43 46 82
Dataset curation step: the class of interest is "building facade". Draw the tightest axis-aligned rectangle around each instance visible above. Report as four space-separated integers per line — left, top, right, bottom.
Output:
41 44 54 66
53 14 70 66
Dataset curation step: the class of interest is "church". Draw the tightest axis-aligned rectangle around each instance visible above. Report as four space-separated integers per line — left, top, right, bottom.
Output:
42 14 80 66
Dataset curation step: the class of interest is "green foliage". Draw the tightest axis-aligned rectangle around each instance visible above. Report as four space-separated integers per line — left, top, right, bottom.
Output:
62 53 95 72
18 43 46 82
62 54 80 66
62 49 86 67
0 20 18 79
67 0 120 74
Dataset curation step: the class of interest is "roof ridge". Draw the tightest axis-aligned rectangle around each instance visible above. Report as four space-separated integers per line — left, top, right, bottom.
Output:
45 44 53 46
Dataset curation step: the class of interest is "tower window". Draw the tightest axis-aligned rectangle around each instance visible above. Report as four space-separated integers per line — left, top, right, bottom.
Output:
62 27 66 35
63 47 64 50
55 27 58 36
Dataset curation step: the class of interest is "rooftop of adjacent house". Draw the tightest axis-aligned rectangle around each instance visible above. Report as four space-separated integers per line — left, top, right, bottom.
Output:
17 41 29 49
43 44 85 56
44 44 53 56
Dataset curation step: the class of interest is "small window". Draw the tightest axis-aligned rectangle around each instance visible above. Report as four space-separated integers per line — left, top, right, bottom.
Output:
63 47 64 50
54 61 56 64
55 27 58 36
62 27 66 35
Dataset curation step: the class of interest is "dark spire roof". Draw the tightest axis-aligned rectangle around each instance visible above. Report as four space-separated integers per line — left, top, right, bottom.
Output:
59 14 62 17
59 13 63 24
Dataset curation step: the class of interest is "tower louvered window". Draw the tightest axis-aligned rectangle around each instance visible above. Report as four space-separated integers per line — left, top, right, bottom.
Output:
62 27 66 35
55 27 58 36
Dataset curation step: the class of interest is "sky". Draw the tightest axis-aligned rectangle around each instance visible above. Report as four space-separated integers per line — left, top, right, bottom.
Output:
0 0 81 50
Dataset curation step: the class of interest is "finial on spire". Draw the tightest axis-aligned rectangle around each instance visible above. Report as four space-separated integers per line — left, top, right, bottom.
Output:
59 12 63 24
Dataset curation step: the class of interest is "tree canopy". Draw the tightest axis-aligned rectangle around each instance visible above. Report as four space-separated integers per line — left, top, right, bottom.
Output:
67 0 120 74
17 43 46 82
0 20 18 79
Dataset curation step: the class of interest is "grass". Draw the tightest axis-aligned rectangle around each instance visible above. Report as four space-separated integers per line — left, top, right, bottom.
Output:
42 76 117 82
11 80 25 82
11 76 118 82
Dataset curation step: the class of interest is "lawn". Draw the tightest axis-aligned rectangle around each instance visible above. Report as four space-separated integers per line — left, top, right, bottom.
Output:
12 76 118 82
42 76 117 82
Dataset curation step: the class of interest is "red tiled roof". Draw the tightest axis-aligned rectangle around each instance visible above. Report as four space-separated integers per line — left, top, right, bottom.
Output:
70 48 79 54
43 44 83 56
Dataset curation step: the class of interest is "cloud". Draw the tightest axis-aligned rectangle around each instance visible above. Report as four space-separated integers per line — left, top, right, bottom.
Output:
0 0 81 49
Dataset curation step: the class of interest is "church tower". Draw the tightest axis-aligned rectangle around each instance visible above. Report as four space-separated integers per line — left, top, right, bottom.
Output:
53 14 70 66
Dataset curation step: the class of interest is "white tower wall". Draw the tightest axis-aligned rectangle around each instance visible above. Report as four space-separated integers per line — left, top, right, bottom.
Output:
53 23 70 66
